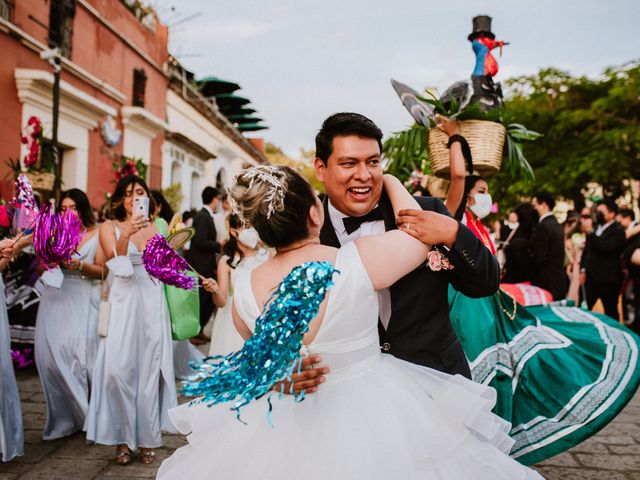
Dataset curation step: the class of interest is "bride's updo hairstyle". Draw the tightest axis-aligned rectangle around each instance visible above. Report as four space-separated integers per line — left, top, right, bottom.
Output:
229 165 317 249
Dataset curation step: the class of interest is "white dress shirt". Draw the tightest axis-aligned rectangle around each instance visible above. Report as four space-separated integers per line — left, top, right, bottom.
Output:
203 205 215 219
328 201 392 329
538 212 555 223
595 220 615 237
213 212 229 242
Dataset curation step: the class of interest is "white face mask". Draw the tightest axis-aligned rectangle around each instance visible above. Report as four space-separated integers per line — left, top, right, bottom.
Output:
504 220 519 230
238 228 260 249
469 193 492 220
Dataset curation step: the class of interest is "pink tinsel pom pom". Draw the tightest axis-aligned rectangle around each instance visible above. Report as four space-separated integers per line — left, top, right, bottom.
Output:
33 206 83 267
13 174 39 233
142 234 196 290
13 174 38 211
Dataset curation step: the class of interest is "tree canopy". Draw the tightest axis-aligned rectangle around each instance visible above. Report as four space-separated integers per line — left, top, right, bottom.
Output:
383 61 640 212
491 61 640 210
265 143 324 193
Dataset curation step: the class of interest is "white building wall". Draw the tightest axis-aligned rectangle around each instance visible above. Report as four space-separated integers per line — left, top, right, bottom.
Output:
165 91 258 195
15 68 117 192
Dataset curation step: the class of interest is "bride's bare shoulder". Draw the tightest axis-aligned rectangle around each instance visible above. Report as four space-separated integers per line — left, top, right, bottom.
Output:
253 244 338 276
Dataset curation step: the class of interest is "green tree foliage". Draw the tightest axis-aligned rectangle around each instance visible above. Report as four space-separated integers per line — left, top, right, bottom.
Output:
490 61 640 211
382 125 429 180
161 183 184 213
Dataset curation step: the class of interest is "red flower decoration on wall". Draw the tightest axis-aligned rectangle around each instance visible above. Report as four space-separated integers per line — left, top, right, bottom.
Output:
20 116 42 168
115 159 139 180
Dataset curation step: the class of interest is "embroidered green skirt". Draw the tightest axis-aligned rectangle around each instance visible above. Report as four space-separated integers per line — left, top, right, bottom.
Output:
449 287 640 465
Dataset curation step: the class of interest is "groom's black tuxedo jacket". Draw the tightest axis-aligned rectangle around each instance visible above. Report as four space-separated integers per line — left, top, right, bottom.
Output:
320 191 500 379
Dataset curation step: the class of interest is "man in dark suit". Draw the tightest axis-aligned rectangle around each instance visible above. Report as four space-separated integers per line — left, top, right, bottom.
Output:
619 209 640 331
530 191 568 300
581 199 626 319
284 113 499 393
185 186 222 343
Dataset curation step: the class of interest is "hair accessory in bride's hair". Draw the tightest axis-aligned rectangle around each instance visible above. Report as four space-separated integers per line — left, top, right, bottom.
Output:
230 165 287 225
182 261 338 424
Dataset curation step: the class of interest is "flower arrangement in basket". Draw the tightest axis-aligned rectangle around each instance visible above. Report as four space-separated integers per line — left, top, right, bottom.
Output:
6 115 57 191
113 155 148 181
384 15 540 182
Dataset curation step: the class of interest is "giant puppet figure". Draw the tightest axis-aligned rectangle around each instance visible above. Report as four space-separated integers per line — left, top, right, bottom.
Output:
467 15 508 110
391 15 509 126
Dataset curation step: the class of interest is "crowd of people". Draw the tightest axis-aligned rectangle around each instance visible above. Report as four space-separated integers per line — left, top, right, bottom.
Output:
0 175 267 466
493 193 634 326
0 112 638 480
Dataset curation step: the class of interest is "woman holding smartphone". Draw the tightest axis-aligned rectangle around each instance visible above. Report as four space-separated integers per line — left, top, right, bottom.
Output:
85 175 177 466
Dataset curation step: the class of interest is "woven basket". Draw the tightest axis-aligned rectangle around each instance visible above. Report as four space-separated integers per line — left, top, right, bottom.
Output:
24 171 55 191
428 120 506 178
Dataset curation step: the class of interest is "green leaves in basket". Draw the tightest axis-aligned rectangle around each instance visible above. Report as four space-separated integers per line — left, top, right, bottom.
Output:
454 102 502 122
386 89 541 183
382 124 429 181
504 123 540 181
417 91 502 123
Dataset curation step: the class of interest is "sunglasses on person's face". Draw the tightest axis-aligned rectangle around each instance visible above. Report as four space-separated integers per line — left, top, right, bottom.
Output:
580 215 591 219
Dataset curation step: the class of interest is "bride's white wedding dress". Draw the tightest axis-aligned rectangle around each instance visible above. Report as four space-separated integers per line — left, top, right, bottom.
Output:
157 242 543 479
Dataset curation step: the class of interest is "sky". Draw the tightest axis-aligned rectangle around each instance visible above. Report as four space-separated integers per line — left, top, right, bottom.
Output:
153 0 639 157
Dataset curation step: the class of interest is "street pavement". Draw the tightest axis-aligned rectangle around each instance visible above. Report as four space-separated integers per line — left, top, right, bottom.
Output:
1 366 639 479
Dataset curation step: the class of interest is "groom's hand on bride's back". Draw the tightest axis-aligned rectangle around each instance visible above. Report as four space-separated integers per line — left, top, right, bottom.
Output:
273 356 328 395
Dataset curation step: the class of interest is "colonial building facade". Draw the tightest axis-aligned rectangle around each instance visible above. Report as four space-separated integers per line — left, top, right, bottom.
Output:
163 59 265 212
0 0 265 209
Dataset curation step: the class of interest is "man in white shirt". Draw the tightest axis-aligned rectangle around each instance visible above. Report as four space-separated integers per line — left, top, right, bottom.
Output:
531 191 568 299
185 187 222 343
581 199 626 319
283 112 500 395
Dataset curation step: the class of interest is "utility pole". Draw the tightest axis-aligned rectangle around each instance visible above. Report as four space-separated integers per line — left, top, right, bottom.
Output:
51 54 61 201
39 46 62 202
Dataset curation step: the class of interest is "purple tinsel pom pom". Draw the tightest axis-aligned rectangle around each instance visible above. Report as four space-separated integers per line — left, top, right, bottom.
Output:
33 206 83 267
142 234 196 290
11 347 33 369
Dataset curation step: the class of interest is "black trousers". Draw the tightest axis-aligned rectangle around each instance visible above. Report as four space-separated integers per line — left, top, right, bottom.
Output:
198 280 215 328
631 277 640 335
586 279 622 320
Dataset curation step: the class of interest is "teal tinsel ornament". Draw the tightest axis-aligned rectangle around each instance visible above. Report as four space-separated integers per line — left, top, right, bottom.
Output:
182 261 337 422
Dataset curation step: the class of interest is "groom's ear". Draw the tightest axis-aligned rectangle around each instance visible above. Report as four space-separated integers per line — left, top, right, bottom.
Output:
313 158 326 182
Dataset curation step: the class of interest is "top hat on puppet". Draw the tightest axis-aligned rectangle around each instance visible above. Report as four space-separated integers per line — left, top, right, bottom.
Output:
468 15 495 41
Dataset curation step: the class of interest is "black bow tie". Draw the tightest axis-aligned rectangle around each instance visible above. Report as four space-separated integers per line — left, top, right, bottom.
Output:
342 207 384 235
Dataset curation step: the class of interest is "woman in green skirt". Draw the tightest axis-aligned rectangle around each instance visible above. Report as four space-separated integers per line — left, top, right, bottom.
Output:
446 170 640 465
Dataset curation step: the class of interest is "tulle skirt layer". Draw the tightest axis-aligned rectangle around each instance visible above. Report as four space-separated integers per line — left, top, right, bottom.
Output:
158 354 543 480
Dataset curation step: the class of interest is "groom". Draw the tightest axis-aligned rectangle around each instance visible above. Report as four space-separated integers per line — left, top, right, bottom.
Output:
289 113 499 393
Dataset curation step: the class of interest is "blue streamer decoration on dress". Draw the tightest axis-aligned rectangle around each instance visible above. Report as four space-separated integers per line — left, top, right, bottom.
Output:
182 261 337 423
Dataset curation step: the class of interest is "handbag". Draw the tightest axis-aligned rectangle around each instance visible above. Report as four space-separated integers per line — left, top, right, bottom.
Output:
97 264 110 337
154 218 201 340
165 271 201 340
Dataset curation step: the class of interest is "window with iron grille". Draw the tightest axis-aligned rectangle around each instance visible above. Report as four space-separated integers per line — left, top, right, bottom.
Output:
48 0 76 59
0 0 14 21
133 68 147 107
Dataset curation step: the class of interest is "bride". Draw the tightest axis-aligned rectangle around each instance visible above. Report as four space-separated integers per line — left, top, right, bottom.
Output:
157 165 542 480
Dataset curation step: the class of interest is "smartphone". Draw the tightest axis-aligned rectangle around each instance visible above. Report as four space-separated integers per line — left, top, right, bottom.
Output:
133 196 149 220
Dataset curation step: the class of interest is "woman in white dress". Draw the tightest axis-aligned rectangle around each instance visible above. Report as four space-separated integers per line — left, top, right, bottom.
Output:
157 166 543 480
85 175 177 465
203 214 267 356
34 189 105 440
0 237 27 462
